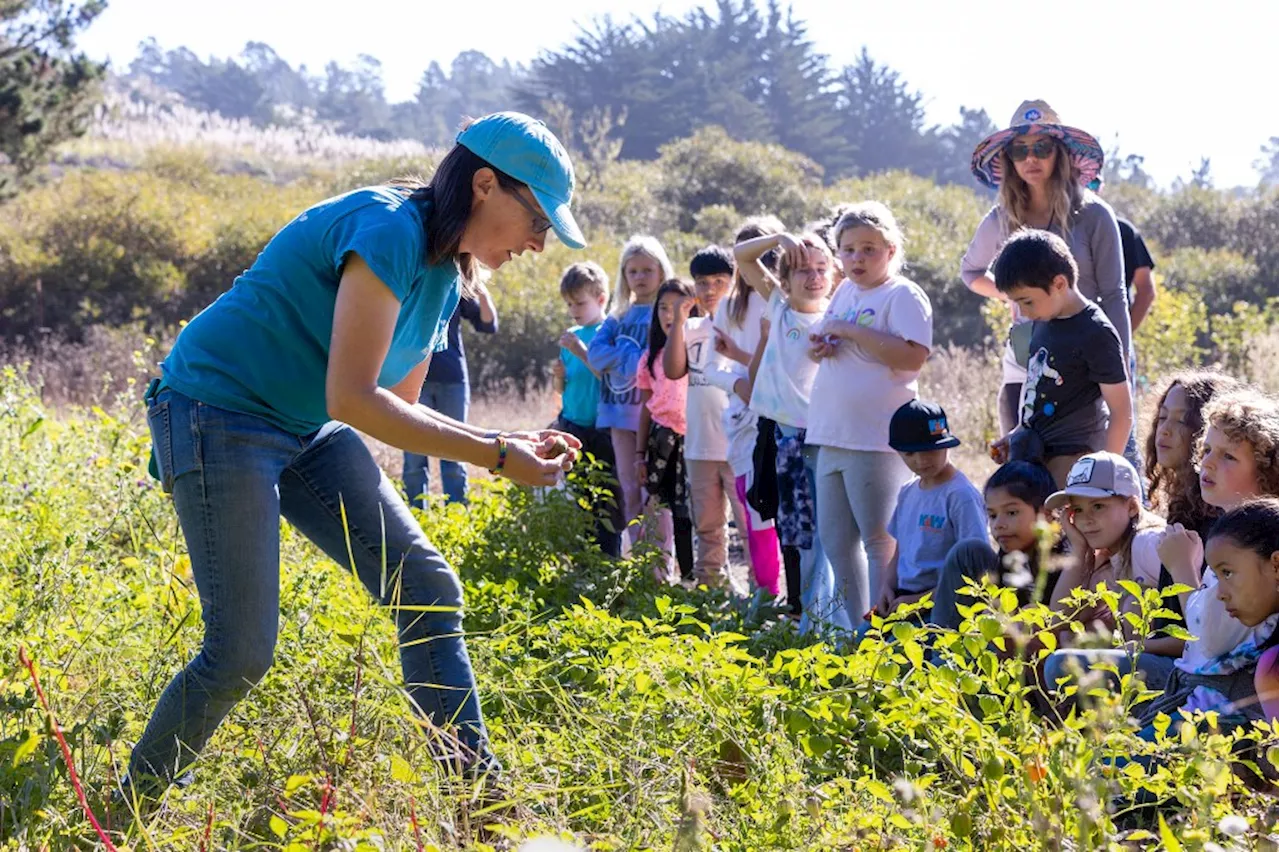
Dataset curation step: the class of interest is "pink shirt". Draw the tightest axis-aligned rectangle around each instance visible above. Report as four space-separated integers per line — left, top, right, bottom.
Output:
636 347 688 434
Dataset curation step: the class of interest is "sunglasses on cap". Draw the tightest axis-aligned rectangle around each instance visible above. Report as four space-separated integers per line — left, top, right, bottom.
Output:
503 185 552 235
1008 139 1058 162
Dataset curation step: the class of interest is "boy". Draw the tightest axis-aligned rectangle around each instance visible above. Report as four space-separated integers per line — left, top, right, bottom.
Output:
553 261 623 556
989 229 1134 488
872 399 988 619
663 246 747 590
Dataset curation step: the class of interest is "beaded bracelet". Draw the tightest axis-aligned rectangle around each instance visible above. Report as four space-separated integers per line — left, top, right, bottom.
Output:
489 435 509 476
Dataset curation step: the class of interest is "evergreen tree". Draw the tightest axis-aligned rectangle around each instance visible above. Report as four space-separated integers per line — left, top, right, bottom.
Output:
1 0 106 193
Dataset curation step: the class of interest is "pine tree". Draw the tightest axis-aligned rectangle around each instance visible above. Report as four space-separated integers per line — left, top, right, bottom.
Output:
0 0 106 193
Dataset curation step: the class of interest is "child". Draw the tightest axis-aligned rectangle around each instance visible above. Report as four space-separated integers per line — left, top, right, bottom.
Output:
873 400 987 620
734 230 844 630
1144 371 1242 536
1038 452 1177 696
932 460 1059 630
588 236 675 539
663 245 748 590
988 230 1134 488
1206 500 1279 716
1153 389 1278 697
636 278 697 582
807 202 933 629
704 217 785 598
552 261 623 557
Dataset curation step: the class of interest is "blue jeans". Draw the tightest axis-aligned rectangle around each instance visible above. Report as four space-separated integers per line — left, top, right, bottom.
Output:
403 380 470 505
132 388 494 791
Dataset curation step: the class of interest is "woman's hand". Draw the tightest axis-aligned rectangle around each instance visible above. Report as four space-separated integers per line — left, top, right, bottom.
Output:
502 430 581 471
498 438 573 487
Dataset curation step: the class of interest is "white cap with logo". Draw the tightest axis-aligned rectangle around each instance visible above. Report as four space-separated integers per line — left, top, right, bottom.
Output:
1045 452 1142 511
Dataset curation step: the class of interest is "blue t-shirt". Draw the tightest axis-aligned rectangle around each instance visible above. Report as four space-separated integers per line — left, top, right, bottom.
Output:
560 322 601 428
162 186 460 435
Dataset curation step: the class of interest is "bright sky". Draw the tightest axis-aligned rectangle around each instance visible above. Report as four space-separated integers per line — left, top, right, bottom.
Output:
78 0 1279 189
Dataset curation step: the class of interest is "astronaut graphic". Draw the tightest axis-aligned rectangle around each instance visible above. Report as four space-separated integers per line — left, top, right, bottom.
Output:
1021 346 1064 425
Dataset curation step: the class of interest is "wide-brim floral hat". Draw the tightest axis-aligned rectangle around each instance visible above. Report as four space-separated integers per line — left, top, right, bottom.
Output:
971 100 1104 189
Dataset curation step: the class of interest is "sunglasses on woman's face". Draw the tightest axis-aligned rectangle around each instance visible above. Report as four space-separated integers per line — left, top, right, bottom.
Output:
1009 139 1057 162
503 186 552 234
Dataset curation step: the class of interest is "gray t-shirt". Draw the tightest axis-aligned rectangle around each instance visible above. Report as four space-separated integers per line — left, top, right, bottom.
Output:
888 470 988 593
1017 301 1127 459
961 196 1131 359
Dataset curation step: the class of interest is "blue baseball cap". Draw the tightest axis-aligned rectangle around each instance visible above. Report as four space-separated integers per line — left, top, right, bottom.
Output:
456 111 586 250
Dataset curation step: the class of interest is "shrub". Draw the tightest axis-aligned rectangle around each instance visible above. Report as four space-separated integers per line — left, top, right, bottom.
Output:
654 126 823 233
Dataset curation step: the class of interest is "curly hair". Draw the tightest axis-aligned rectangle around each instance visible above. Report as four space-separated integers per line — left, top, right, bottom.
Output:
1202 388 1280 498
1145 371 1242 532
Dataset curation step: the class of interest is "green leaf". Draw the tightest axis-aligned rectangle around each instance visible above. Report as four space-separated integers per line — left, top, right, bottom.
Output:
863 779 893 802
284 773 312 795
269 814 289 838
1157 814 1183 851
12 730 39 766
903 639 924 669
390 754 417 783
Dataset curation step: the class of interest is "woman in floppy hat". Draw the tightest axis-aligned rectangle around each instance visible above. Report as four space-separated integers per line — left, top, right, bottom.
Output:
125 112 585 802
961 100 1131 438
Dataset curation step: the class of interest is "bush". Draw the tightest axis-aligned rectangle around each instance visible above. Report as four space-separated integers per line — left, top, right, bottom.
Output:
654 126 823 233
1134 281 1208 383
0 167 319 338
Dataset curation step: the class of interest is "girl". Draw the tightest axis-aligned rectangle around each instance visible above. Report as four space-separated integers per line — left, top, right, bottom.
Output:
636 279 697 583
1039 452 1176 695
1207 500 1279 726
932 460 1059 630
663 246 745 590
588 236 675 539
734 231 848 632
1145 371 1242 536
704 217 785 598
808 202 932 629
1156 389 1278 688
961 101 1139 479
124 112 583 801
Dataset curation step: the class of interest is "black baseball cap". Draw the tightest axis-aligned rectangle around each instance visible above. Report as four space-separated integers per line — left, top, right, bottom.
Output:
888 399 962 453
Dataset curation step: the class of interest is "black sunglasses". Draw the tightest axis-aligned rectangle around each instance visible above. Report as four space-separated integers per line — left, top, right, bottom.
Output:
1008 139 1057 162
503 185 552 234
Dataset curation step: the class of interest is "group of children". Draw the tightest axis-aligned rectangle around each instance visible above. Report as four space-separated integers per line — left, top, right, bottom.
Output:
548 200 1278 733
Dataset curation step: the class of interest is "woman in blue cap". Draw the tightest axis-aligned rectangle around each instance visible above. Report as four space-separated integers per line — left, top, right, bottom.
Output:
127 112 586 798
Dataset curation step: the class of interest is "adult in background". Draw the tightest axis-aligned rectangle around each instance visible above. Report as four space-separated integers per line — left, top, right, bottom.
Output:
126 112 584 803
403 283 498 506
962 100 1142 477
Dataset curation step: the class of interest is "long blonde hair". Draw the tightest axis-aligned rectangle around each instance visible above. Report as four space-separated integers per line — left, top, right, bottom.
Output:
611 235 675 318
995 138 1086 237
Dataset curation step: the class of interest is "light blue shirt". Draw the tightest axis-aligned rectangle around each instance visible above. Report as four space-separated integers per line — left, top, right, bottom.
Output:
560 322 601 428
162 186 460 435
586 304 653 431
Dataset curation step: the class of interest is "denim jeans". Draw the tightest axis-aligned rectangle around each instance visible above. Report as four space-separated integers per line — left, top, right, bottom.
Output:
403 380 470 505
132 387 494 791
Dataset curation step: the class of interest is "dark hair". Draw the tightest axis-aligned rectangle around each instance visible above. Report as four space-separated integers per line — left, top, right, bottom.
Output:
726 215 784 328
559 261 609 300
1145 370 1242 532
1206 498 1279 558
992 229 1079 294
984 460 1056 512
395 127 526 291
689 245 734 279
646 278 698 377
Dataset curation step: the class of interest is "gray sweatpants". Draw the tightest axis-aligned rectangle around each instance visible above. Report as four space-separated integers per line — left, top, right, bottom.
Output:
815 446 912 629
